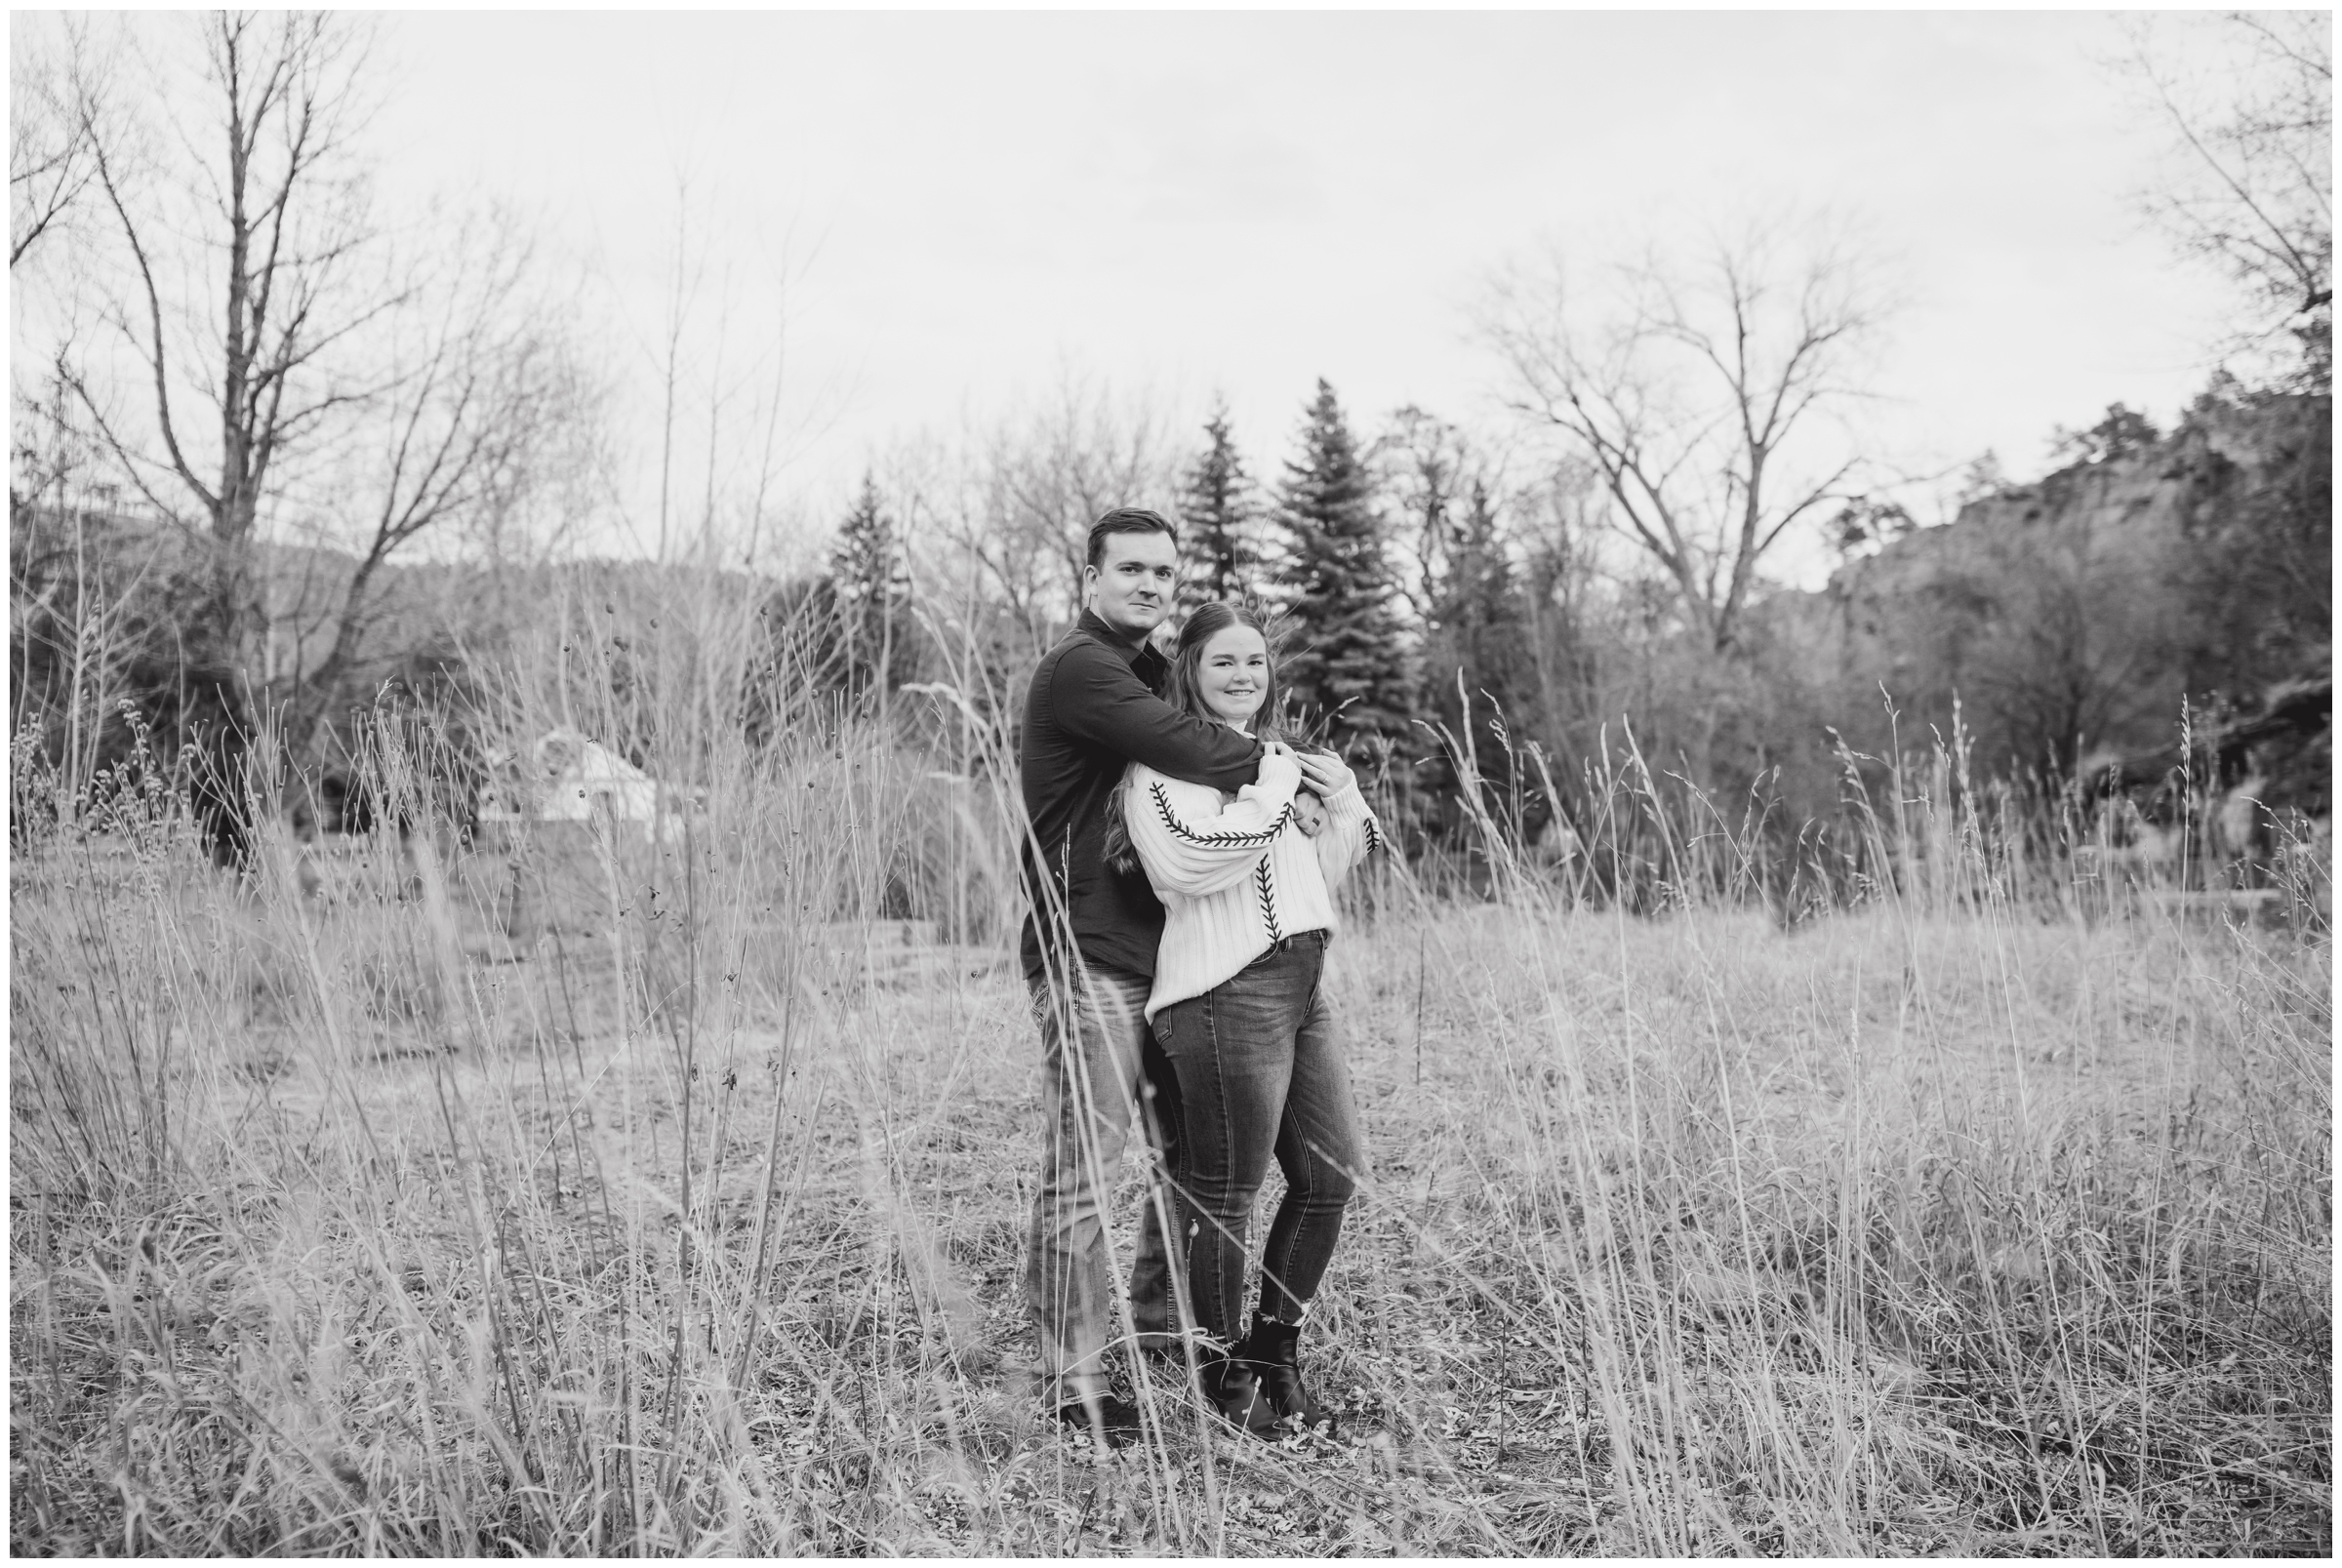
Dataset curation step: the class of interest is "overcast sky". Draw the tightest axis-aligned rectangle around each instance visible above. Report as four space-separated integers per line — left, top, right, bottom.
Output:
31 9 2257 584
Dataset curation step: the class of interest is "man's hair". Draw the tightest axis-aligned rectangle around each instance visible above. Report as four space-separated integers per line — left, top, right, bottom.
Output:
1085 506 1178 570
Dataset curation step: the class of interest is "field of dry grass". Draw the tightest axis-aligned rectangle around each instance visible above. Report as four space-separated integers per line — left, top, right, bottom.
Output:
10 731 2331 1555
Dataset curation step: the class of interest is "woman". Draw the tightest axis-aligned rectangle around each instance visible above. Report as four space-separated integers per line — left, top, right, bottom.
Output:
1113 601 1380 1436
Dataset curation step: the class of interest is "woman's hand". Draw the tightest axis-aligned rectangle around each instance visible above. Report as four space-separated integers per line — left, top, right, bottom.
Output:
1295 748 1356 798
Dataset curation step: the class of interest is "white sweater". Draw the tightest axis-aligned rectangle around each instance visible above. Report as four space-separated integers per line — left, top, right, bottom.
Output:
1123 748 1383 1021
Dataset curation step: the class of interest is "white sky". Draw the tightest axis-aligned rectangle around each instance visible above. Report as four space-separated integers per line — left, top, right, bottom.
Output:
24 9 2274 586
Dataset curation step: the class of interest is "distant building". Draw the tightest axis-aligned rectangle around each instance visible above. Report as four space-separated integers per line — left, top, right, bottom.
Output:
478 727 684 844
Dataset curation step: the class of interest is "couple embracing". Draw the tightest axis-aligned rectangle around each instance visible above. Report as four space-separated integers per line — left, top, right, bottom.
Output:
1018 505 1382 1446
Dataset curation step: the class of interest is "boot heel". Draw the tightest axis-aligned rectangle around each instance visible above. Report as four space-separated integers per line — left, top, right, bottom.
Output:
1233 1311 1336 1435
1198 1356 1282 1436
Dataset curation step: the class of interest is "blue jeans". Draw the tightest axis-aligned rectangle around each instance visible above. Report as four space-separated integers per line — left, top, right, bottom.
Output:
1023 965 1183 1396
1152 931 1364 1347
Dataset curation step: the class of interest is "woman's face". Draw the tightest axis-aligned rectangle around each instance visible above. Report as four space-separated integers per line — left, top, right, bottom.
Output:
1194 623 1271 726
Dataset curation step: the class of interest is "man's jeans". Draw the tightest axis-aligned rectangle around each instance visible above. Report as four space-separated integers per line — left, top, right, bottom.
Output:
1151 932 1364 1346
1023 964 1183 1397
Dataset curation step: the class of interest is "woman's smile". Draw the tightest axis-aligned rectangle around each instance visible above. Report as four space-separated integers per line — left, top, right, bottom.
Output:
1196 623 1272 724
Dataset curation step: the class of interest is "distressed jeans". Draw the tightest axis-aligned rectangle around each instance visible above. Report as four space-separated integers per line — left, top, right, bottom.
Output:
1022 964 1183 1398
1152 931 1365 1347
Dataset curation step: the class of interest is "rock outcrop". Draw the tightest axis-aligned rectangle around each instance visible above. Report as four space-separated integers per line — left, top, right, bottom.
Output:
1772 390 2330 806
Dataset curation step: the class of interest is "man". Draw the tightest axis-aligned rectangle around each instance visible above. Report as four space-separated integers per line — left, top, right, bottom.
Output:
1019 506 1270 1443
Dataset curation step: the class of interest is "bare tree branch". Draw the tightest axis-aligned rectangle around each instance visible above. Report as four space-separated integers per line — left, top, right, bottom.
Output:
82 128 216 515
2117 12 2332 382
1478 218 1889 658
9 16 108 267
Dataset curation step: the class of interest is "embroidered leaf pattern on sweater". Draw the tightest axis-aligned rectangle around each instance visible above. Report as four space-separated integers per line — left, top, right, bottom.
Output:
1253 855 1282 943
1148 781 1290 848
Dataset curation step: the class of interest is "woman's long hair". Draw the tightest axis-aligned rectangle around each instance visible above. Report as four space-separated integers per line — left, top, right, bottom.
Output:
1104 600 1288 876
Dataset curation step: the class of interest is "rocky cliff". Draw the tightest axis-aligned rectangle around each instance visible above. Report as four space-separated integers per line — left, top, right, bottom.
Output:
1772 390 2330 795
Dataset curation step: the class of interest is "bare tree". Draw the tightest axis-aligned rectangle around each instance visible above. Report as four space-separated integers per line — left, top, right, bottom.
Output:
1514 460 1610 747
2118 12 2332 385
61 14 385 682
1479 217 1893 661
276 215 585 744
1951 499 2184 783
929 371 1177 656
1374 406 1483 622
45 13 588 758
598 170 832 572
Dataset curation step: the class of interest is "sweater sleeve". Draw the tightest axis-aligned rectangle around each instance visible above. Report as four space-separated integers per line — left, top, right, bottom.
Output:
1127 754 1302 898
1312 783 1382 889
1051 642 1262 789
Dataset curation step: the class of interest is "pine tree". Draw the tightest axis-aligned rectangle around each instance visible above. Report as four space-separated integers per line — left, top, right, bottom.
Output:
1272 380 1415 755
1424 474 1534 801
1434 477 1529 698
1176 401 1256 612
825 471 909 707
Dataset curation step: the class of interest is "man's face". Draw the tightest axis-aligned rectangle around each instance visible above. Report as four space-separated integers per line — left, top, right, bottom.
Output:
1084 529 1178 642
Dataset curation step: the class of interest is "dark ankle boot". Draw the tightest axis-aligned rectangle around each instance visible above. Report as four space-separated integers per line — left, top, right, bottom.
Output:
1234 1312 1335 1435
1197 1351 1281 1436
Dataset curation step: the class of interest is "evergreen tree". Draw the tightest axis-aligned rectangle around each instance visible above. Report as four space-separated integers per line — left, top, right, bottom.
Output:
825 471 910 707
1272 380 1415 755
1176 400 1257 612
1424 474 1535 811
1433 477 1531 705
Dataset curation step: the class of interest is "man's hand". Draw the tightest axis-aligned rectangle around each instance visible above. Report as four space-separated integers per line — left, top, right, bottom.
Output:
1295 748 1356 798
1291 789 1328 837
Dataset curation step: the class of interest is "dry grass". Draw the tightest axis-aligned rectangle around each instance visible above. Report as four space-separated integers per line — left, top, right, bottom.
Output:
7 589 2332 1553
10 788 2330 1554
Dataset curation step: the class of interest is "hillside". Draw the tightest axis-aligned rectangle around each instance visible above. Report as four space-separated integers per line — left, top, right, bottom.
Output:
1773 390 2330 784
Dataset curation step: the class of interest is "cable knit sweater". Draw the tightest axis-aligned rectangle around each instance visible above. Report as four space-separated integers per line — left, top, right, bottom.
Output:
1123 746 1384 1022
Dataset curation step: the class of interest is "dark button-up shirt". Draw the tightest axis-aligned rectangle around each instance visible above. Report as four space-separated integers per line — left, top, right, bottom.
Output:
1019 609 1263 983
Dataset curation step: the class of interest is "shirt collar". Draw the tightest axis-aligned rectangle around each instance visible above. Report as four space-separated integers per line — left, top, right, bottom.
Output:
1077 607 1151 663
